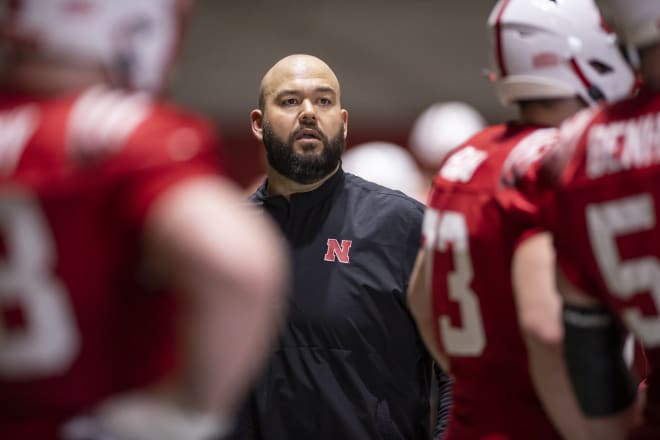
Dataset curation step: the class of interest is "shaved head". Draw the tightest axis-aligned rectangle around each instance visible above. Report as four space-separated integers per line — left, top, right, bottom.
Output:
258 54 341 110
251 54 348 185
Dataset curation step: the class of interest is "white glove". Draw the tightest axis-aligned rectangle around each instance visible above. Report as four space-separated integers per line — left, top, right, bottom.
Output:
61 392 231 440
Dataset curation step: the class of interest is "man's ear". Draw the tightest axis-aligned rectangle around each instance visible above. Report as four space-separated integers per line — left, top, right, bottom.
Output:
341 109 348 139
250 109 264 141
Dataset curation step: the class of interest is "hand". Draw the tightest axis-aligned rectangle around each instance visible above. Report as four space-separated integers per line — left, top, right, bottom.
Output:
61 415 123 440
61 392 230 440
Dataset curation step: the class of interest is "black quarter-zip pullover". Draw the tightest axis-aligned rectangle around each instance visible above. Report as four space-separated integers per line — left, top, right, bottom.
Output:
241 169 432 440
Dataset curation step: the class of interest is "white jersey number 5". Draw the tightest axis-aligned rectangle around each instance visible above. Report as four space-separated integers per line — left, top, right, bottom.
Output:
0 192 79 379
587 193 660 348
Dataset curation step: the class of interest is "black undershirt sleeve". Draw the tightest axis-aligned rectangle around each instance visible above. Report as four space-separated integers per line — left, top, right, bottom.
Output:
563 303 637 417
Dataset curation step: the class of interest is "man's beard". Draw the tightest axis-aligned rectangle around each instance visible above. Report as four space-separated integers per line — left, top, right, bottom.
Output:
262 119 345 185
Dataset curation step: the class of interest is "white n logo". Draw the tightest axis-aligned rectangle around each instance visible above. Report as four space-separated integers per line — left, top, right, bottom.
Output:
324 239 352 264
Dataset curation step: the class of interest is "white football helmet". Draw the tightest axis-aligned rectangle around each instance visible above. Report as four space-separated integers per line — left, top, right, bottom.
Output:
1 0 190 94
488 0 634 106
408 101 486 171
606 0 660 49
342 142 425 201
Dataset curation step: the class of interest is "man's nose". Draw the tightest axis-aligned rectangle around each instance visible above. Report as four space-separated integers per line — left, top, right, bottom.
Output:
300 99 316 121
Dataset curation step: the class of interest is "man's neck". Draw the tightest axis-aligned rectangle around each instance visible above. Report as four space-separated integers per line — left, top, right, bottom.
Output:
518 97 586 127
640 43 660 91
265 163 340 200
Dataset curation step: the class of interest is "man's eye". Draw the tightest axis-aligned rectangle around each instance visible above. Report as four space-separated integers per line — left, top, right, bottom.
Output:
319 98 331 105
283 98 298 105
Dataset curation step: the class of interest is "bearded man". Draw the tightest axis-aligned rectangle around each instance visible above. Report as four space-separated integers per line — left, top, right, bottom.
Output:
228 54 447 440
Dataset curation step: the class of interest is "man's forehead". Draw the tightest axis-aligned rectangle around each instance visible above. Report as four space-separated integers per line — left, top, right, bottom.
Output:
271 76 338 95
262 59 340 98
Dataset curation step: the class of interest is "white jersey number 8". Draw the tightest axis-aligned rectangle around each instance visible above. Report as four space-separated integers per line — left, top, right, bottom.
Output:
0 192 79 379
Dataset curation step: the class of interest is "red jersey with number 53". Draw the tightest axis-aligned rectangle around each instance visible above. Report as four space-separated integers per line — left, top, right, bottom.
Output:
539 87 660 439
423 123 560 440
0 86 225 439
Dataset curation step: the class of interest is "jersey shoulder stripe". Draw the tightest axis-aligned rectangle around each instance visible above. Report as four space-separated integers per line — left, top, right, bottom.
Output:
66 86 152 162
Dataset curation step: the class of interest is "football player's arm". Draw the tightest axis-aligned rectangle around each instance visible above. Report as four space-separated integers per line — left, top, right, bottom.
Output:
145 175 287 417
63 175 287 440
512 231 590 440
407 247 450 372
559 270 638 440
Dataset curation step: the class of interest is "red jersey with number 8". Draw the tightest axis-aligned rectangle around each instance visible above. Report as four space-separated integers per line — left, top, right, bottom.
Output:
0 86 224 439
423 123 561 440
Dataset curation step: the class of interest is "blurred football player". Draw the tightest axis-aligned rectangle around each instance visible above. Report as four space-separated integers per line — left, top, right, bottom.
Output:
519 0 660 438
342 141 427 201
0 1 287 439
407 0 634 438
408 100 486 174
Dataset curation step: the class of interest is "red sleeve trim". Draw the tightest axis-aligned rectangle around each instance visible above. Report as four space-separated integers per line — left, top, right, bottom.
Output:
513 226 545 252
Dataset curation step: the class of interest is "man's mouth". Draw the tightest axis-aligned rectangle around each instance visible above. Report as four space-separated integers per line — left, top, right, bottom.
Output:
296 128 322 140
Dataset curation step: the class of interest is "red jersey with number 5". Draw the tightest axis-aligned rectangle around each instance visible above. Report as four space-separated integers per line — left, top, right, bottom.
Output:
539 87 660 439
0 86 225 439
423 123 560 440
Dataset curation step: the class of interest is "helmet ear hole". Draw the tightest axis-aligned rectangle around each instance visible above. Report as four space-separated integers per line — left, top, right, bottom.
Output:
587 85 605 102
589 60 614 74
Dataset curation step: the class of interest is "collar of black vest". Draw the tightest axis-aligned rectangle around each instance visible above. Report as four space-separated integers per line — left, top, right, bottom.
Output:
250 167 345 209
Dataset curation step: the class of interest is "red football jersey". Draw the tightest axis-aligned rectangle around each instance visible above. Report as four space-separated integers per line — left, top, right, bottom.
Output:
423 123 561 440
540 87 660 439
0 86 224 439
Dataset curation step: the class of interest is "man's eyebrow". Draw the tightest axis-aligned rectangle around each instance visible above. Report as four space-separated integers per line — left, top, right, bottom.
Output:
314 87 337 95
274 87 337 100
274 90 300 99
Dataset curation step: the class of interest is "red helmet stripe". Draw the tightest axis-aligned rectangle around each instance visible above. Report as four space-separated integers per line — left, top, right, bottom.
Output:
569 57 594 93
494 0 512 77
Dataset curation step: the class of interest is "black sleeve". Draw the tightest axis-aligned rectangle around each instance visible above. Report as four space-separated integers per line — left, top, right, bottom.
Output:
432 363 452 440
563 303 637 417
402 199 425 288
221 394 260 440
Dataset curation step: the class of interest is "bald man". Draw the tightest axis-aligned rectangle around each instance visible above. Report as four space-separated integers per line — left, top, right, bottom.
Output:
229 54 442 439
